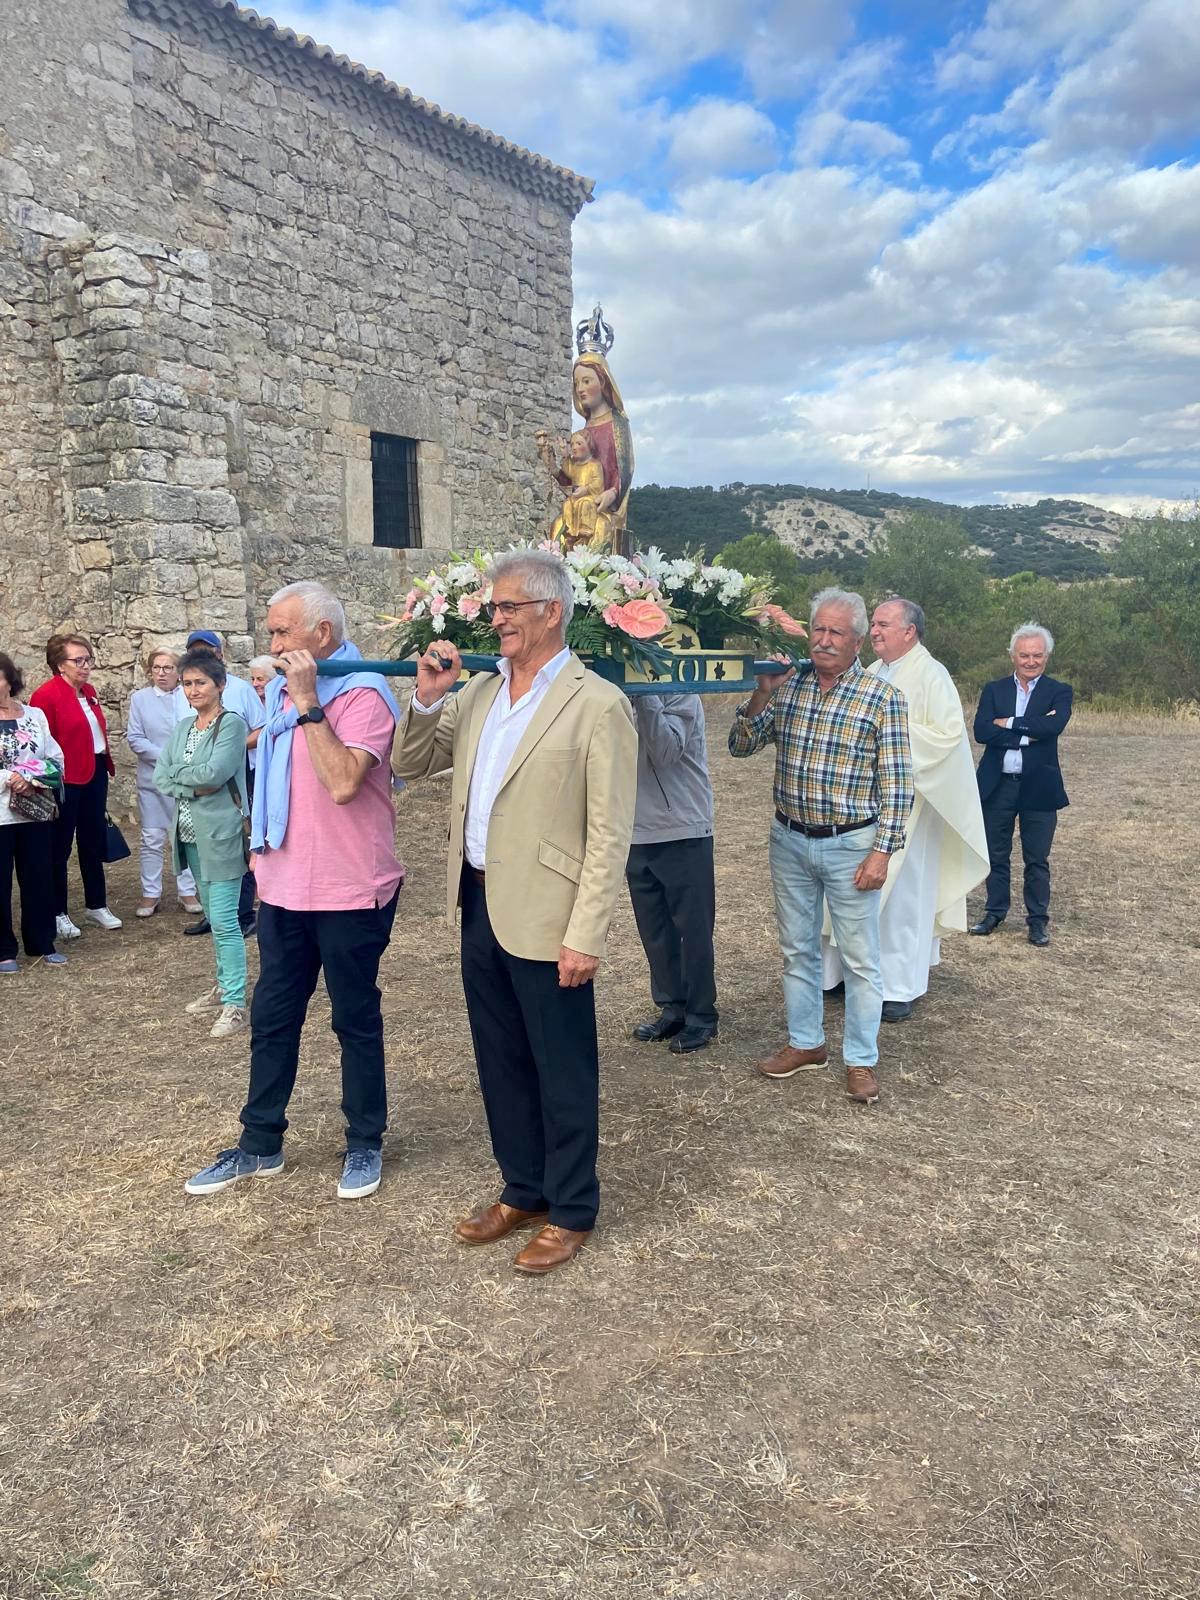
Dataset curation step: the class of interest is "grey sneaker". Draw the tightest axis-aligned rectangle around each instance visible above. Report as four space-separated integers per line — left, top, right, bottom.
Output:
337 1148 382 1199
184 1147 284 1196
185 985 222 1014
209 1003 248 1038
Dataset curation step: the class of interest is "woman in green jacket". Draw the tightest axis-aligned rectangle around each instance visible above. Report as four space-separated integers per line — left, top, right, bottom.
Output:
155 650 250 1039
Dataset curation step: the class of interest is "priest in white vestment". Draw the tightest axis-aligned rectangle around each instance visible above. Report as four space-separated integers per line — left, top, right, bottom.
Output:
822 599 989 1021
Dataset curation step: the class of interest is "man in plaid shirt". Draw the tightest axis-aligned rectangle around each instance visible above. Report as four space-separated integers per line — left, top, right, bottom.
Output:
729 588 913 1105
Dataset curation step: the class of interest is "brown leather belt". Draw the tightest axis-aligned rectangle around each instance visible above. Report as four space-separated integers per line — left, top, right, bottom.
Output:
775 810 876 839
469 867 486 886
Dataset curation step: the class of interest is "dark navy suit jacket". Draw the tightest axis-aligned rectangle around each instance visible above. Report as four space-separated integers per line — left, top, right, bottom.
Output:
974 675 1072 811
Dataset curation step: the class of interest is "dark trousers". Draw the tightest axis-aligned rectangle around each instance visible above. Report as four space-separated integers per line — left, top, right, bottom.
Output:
52 765 108 913
982 775 1058 927
626 836 718 1029
238 891 399 1156
0 822 57 959
460 869 600 1231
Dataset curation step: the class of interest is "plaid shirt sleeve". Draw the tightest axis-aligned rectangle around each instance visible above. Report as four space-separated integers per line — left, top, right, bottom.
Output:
728 696 775 757
874 687 914 854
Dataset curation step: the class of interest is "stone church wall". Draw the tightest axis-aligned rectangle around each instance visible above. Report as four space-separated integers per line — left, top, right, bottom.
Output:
1 0 586 798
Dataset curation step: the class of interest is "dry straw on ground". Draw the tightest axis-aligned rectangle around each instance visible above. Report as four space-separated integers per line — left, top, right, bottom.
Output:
1 714 1197 1598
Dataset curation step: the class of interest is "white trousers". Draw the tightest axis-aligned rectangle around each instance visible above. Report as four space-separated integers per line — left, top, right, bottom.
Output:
823 808 944 1003
139 825 196 900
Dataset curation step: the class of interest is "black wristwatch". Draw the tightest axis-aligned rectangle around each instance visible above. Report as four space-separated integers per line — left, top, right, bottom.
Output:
296 705 326 726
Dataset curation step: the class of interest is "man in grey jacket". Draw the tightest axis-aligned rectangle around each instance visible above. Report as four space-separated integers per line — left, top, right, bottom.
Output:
626 694 719 1054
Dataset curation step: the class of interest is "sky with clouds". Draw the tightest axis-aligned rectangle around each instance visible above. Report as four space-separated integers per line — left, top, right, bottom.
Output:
269 0 1199 508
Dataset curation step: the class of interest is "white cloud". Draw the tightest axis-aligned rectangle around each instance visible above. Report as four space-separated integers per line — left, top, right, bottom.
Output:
797 111 911 165
936 0 1132 92
665 100 779 177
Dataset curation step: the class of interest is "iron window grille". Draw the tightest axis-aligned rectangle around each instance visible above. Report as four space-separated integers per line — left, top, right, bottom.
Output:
371 433 422 549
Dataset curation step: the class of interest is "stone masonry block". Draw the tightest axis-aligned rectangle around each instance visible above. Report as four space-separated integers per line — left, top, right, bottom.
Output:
80 247 154 287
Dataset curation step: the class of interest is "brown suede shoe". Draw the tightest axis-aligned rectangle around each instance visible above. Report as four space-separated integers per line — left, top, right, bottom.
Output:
756 1043 829 1079
512 1224 591 1275
454 1202 549 1246
846 1066 881 1105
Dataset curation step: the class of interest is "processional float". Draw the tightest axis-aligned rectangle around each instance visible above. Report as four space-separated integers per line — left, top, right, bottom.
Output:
319 308 798 694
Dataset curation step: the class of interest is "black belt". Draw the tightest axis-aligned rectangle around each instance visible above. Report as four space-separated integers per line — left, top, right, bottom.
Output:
775 810 876 838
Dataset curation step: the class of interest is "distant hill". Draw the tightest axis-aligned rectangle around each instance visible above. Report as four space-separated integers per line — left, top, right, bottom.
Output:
627 483 1131 581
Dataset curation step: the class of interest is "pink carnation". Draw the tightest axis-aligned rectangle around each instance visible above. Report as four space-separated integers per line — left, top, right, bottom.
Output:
456 592 483 621
430 595 449 617
619 573 644 594
603 599 670 640
759 603 807 637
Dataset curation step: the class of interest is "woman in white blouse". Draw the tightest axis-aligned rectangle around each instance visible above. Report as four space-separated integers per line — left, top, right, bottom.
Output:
126 648 203 918
1 650 68 971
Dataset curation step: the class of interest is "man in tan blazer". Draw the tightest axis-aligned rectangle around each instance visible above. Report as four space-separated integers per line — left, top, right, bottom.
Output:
392 549 637 1274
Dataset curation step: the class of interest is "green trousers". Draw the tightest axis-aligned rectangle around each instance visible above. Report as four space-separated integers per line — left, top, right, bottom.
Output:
182 843 247 1008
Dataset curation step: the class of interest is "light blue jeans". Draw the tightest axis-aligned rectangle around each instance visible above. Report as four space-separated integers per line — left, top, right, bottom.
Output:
182 843 246 1008
769 820 883 1068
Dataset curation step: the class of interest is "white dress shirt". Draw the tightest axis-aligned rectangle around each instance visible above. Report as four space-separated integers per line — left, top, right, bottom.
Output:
413 647 571 869
1002 674 1040 775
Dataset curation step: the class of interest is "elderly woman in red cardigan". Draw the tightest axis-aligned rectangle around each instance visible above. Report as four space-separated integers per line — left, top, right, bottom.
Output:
29 634 122 940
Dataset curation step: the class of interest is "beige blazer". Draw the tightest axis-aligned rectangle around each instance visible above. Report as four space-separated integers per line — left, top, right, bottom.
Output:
391 655 638 961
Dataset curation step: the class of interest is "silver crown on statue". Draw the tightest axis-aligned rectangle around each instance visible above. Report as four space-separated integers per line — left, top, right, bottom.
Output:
575 304 614 358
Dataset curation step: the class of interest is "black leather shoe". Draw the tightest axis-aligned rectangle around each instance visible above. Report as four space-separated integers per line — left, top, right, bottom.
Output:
668 1024 719 1054
969 914 1004 936
632 1013 685 1042
183 918 211 937
881 1000 912 1023
1028 926 1050 947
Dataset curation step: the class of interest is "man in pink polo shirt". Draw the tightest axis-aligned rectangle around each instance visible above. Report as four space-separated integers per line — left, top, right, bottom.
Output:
185 581 404 1201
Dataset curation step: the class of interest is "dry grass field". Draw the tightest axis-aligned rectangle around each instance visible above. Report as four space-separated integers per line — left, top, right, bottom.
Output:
1 712 1197 1599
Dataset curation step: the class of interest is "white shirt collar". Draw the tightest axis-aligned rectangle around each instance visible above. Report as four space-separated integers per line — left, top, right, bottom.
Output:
1014 673 1042 694
496 646 571 691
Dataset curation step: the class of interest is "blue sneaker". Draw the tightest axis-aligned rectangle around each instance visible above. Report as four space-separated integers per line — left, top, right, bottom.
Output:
44 953 68 966
184 1147 284 1196
337 1148 382 1199
0 959 17 974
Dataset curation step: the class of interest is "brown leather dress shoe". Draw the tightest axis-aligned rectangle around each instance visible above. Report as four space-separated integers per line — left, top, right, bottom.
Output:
454 1202 549 1246
756 1043 829 1079
846 1066 881 1105
512 1224 591 1275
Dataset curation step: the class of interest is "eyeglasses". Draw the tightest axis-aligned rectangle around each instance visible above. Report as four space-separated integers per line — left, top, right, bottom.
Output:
151 663 175 672
483 599 549 622
64 655 94 667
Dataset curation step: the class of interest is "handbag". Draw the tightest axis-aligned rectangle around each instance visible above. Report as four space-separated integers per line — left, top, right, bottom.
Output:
102 813 132 863
8 782 59 823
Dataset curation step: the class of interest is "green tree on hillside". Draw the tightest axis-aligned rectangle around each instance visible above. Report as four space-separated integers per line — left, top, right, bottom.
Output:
1115 508 1200 700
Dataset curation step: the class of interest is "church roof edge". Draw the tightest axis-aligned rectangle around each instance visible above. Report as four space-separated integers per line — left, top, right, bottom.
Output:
132 0 596 213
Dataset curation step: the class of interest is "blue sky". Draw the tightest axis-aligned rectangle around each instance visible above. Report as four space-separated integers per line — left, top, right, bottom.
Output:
271 0 1200 508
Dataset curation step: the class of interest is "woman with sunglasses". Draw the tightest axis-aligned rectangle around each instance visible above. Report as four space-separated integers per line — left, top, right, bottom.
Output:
29 633 122 940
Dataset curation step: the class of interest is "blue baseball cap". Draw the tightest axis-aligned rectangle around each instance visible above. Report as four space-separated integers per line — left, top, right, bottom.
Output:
186 629 222 650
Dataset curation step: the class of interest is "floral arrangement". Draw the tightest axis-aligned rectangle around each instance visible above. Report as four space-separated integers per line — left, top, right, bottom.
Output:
381 543 805 675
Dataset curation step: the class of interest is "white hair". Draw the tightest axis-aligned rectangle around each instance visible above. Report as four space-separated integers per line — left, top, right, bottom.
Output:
247 655 278 676
880 595 926 642
1009 621 1054 656
811 586 869 641
268 580 345 644
487 549 575 627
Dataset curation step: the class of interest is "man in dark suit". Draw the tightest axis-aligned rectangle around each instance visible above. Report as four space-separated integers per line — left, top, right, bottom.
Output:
971 624 1072 947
